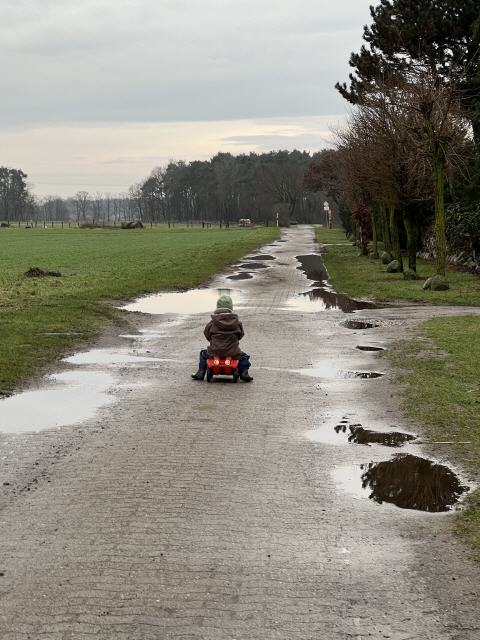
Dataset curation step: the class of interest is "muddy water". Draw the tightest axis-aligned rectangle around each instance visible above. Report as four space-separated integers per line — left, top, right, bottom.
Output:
238 262 268 270
243 255 276 261
306 423 416 448
227 272 253 281
348 426 416 446
292 254 378 313
356 345 385 352
0 371 115 434
295 363 384 380
335 454 469 512
343 319 380 330
122 288 241 315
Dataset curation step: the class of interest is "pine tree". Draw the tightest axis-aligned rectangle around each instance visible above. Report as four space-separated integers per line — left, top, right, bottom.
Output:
336 0 480 142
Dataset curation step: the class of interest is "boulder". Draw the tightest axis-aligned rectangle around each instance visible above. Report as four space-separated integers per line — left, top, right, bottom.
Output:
381 251 393 264
423 275 450 291
369 252 380 260
386 260 401 273
403 269 420 280
121 220 144 229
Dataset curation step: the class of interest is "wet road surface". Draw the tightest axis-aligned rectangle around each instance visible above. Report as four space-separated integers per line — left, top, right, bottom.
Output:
0 227 479 639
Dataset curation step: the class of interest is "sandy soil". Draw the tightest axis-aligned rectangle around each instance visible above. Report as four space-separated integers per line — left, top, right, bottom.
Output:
0 226 478 639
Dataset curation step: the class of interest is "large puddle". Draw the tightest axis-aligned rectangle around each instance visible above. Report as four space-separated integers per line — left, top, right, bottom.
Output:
334 454 469 512
292 255 378 313
0 371 115 434
122 288 240 315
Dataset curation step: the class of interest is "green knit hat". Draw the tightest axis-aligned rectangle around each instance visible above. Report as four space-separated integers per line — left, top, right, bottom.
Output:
216 295 233 311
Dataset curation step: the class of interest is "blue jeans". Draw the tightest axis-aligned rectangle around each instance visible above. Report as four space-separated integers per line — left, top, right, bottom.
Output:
199 349 251 372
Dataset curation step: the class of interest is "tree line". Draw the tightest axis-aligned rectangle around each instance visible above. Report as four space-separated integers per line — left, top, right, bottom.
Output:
305 0 480 286
0 151 332 228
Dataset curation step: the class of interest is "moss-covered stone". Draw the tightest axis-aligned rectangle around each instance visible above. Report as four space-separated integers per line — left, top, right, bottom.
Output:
386 259 401 273
381 251 393 264
423 275 450 291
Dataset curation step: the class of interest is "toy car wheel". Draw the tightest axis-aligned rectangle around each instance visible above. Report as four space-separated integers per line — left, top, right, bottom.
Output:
233 369 239 383
206 369 213 382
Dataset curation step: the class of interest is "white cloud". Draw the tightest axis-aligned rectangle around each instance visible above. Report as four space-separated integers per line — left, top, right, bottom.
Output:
0 0 374 194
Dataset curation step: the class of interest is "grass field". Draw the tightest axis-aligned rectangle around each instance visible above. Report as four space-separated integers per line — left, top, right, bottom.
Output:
389 316 480 556
315 228 480 307
317 226 480 554
0 225 277 391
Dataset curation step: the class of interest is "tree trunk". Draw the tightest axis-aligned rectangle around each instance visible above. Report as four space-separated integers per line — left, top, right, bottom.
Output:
389 205 403 271
403 211 418 271
371 208 378 257
433 154 447 276
380 204 391 253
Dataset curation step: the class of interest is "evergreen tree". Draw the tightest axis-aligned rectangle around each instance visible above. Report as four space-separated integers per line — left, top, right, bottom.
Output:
336 0 480 142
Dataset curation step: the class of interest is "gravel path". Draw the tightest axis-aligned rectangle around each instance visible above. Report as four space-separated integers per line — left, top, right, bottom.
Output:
0 226 478 639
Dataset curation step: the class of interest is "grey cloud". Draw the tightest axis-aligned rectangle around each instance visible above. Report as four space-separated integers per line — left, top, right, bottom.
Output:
1 0 374 126
221 133 333 152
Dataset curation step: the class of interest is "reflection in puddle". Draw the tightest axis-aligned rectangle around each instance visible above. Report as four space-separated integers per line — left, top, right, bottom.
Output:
227 272 253 280
347 426 416 446
296 254 328 282
122 288 239 315
0 371 115 433
289 288 377 314
64 349 161 366
307 423 415 447
344 371 384 379
343 319 380 330
335 455 468 512
238 262 268 270
243 255 276 261
294 255 377 313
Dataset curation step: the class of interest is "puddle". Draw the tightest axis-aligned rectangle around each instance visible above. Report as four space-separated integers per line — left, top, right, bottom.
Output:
294 364 383 380
356 345 385 352
238 262 268 270
243 255 276 261
227 273 253 281
335 454 469 512
343 371 384 379
343 319 380 330
0 371 115 433
122 288 239 315
64 349 161 366
293 255 377 313
307 422 415 448
296 254 328 282
348 426 416 447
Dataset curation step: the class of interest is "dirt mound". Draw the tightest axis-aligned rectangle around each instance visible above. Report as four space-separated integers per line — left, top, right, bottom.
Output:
24 267 62 278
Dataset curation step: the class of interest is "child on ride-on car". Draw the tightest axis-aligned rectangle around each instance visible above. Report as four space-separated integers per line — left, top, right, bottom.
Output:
191 295 253 382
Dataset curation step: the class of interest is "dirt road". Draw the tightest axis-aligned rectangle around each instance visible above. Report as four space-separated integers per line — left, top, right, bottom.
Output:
0 226 478 639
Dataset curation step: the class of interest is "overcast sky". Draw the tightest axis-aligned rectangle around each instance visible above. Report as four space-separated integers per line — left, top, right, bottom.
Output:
1 0 375 196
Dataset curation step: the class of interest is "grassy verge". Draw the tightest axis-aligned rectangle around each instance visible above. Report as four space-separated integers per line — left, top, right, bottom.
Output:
315 227 480 306
388 316 480 555
0 225 277 391
316 227 480 553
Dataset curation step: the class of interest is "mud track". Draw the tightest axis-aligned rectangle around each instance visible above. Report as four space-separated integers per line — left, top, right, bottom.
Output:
0 226 478 639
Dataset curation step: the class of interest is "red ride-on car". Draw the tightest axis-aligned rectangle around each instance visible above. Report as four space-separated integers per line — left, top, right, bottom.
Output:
206 355 240 383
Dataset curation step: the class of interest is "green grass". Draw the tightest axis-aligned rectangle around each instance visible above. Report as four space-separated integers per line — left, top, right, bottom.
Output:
388 316 480 554
0 225 277 390
316 227 480 553
316 227 480 306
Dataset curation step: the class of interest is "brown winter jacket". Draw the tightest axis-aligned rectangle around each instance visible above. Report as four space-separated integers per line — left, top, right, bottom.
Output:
204 308 244 358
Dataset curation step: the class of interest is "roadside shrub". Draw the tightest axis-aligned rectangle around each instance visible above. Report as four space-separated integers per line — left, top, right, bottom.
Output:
446 203 480 255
